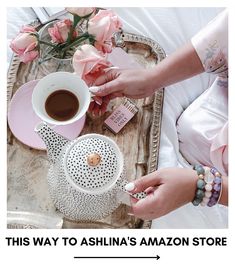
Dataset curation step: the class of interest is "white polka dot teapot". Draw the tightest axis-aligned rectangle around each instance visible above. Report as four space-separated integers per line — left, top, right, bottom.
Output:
35 122 146 221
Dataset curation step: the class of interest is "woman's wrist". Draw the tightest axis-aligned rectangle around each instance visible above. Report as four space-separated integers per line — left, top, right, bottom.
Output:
189 170 200 202
142 67 161 93
181 168 199 204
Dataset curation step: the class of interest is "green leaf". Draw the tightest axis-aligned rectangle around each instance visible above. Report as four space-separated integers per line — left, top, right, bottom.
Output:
67 14 82 44
73 14 81 28
61 34 90 52
38 39 57 48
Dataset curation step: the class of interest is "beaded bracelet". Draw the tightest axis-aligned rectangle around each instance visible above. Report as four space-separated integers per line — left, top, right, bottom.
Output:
193 166 223 207
192 165 206 206
200 167 213 206
207 167 223 207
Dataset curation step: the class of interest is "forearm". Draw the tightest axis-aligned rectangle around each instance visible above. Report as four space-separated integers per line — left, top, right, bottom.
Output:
148 41 204 89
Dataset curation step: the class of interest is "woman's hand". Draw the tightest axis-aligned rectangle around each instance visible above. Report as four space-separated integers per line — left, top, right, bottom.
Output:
88 68 156 116
125 168 198 220
88 42 205 116
91 68 156 99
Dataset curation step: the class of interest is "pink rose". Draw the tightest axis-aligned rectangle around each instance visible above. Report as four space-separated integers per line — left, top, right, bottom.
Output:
66 7 95 17
88 9 122 53
48 19 76 43
73 44 112 86
10 26 39 63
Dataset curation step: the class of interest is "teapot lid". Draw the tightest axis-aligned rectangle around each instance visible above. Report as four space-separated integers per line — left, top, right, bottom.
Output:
64 134 123 194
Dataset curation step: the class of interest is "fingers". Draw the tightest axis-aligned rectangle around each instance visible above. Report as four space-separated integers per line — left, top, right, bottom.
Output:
88 101 95 112
93 103 100 116
125 172 162 218
100 96 110 114
131 192 157 219
95 80 123 97
92 96 103 105
92 69 123 97
125 171 161 194
88 95 111 116
109 92 124 99
125 94 147 99
94 69 120 86
129 187 165 220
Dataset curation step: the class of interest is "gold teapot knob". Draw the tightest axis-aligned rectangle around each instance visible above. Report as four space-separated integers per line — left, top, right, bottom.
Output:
87 153 101 166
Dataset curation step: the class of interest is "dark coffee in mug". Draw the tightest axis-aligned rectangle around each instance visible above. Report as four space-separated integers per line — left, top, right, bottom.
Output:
45 90 79 121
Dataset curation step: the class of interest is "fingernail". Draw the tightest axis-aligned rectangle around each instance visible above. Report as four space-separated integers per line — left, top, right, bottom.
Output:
89 86 100 93
125 182 135 192
96 101 102 106
127 213 134 216
94 97 103 105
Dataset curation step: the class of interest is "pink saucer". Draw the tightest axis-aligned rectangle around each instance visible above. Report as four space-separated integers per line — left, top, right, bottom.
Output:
8 80 86 150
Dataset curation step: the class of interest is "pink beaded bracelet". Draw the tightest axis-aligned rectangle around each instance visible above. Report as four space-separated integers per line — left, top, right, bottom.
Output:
200 167 213 206
208 167 223 207
200 166 222 207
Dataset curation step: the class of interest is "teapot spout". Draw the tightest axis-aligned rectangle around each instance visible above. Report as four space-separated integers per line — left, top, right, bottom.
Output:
35 122 69 164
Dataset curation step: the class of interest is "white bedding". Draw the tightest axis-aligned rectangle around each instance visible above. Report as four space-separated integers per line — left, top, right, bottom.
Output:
7 7 227 228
